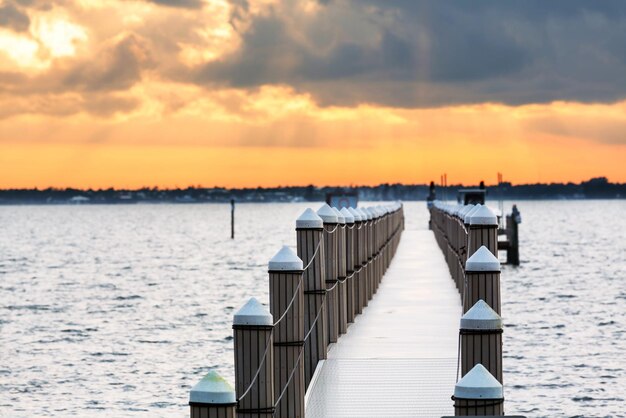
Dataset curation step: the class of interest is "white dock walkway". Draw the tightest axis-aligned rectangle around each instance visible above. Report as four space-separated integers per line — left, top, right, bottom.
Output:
305 227 462 417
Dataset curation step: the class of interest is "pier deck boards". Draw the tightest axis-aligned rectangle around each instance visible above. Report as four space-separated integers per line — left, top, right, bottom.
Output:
305 229 462 417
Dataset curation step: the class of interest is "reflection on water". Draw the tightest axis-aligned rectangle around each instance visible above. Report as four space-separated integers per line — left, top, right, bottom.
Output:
1 201 624 416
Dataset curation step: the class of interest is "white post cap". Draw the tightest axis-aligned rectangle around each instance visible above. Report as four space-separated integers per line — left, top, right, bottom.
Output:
464 204 481 224
269 245 303 271
360 208 372 220
189 370 236 405
233 297 273 326
454 364 503 399
332 207 346 224
460 300 502 330
470 205 498 226
317 203 338 223
466 246 500 272
348 207 362 221
296 208 323 229
339 207 355 223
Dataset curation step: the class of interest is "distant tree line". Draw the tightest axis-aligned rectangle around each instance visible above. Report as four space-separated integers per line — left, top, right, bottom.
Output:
0 177 623 204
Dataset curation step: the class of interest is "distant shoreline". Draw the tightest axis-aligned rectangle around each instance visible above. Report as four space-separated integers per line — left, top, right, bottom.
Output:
0 177 623 204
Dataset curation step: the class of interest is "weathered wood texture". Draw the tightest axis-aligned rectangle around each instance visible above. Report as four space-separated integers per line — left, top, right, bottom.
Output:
269 271 305 418
464 272 501 315
461 331 503 383
295 228 327 389
453 398 504 416
190 404 236 418
234 326 274 417
323 222 339 343
336 224 348 335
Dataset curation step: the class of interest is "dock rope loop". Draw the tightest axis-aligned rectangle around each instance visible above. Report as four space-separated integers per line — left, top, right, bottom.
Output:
326 224 339 234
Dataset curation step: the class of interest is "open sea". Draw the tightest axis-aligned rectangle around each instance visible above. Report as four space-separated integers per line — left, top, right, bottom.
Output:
1 201 624 417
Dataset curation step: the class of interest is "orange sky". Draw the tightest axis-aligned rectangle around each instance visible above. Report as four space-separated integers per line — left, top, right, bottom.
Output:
1 1 625 188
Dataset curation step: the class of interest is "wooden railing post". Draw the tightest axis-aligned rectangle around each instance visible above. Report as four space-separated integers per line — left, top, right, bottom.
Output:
233 298 274 417
467 205 499 258
362 208 375 302
189 371 236 418
268 246 305 418
317 203 339 344
348 207 366 315
339 207 356 324
356 208 370 308
464 246 501 314
331 207 348 336
453 364 504 416
295 208 326 389
460 299 503 383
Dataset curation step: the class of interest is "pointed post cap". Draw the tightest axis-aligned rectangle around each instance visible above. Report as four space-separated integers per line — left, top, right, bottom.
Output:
359 208 372 220
269 245 303 271
189 370 236 405
460 300 502 330
454 364 503 399
332 207 345 224
340 207 355 223
348 207 362 221
296 208 323 229
233 297 273 326
463 204 479 224
466 246 500 272
317 203 338 223
470 205 498 226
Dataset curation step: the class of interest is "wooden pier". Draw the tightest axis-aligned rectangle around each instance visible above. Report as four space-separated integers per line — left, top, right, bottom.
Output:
188 201 521 417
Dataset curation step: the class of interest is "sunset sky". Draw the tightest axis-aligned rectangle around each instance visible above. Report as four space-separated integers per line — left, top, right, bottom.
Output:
1 0 625 188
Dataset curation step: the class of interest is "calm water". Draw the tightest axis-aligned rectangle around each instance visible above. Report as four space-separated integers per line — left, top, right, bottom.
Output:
0 201 624 417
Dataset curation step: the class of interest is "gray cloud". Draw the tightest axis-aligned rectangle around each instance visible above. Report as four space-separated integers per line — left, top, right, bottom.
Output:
146 0 204 8
193 0 626 107
0 2 30 32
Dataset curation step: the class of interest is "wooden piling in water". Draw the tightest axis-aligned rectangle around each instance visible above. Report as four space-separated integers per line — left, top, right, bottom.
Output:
339 207 356 323
317 203 339 344
295 208 327 389
348 207 365 315
331 207 348 336
268 246 305 418
464 246 501 315
460 300 503 383
189 371 236 418
453 364 504 416
233 298 274 417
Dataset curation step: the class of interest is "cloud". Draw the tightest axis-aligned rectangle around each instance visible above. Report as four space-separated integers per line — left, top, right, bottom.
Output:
192 0 626 107
146 0 205 8
0 2 30 32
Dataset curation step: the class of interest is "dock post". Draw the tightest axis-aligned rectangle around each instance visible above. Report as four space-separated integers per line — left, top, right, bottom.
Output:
460 300 503 383
356 208 370 309
363 208 375 301
464 246 501 314
233 298 274 417
453 364 504 416
331 207 348 335
348 207 365 314
506 204 521 265
295 208 327 389
268 246 305 418
467 205 499 258
231 199 235 239
339 207 356 323
189 371 236 418
317 203 339 344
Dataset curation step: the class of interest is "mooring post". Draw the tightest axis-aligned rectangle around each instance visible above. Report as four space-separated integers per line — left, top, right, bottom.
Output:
231 199 235 239
331 207 348 336
339 207 356 323
464 246 501 314
233 298 274 418
359 208 373 303
460 299 503 383
348 207 365 314
468 205 499 258
506 204 521 265
268 246 305 418
317 203 339 344
295 208 326 389
189 371 236 418
453 364 504 416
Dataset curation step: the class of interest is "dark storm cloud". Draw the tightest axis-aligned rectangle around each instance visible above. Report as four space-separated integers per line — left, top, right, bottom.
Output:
146 0 204 8
0 2 30 32
195 0 626 107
